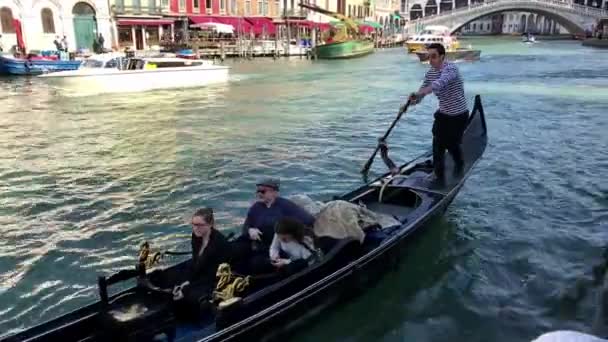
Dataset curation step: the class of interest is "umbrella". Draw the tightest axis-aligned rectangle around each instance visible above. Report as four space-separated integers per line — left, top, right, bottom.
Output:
191 22 235 34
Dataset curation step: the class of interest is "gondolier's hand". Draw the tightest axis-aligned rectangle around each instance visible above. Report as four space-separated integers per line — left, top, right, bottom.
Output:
248 228 263 241
408 93 419 105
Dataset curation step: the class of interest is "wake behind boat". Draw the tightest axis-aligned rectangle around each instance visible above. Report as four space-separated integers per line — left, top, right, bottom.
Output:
0 96 487 342
39 54 230 94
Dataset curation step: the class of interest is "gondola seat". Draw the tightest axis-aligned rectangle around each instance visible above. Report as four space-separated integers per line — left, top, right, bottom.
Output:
98 289 176 340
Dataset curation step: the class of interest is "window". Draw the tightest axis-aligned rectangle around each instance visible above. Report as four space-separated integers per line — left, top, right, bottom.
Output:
41 8 55 33
194 0 199 9
179 0 186 11
263 0 268 14
472 23 476 30
257 0 262 14
486 23 490 30
231 0 236 14
105 58 120 68
206 0 212 8
161 0 169 6
1 7 15 33
221 0 226 11
245 0 251 14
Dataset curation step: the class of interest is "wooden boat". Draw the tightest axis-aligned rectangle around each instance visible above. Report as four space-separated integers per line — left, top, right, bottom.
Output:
299 3 375 59
0 95 488 342
415 48 481 62
314 39 374 59
0 54 82 76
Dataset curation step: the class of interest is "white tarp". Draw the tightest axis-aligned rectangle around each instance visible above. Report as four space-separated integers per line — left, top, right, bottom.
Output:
289 195 401 243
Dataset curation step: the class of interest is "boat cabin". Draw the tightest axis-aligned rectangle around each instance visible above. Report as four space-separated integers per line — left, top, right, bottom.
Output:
79 55 212 71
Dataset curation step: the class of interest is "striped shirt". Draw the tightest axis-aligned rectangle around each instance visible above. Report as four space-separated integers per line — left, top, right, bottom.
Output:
419 61 468 116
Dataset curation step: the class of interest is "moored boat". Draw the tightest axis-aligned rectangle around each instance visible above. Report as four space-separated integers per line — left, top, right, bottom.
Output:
300 3 375 59
0 54 82 76
415 48 481 62
39 54 230 94
0 95 488 342
314 39 374 59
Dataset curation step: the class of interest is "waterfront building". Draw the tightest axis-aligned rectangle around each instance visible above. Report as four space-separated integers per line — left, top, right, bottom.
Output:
0 0 112 53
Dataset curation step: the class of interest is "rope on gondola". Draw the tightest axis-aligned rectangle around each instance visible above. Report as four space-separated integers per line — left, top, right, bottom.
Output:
378 138 398 175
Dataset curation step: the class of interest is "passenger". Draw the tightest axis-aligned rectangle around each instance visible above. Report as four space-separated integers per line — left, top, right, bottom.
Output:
269 217 320 271
190 208 231 283
143 208 230 320
243 178 314 249
234 178 315 274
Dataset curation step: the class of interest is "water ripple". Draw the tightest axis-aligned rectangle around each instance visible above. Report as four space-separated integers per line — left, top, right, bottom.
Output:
0 39 607 341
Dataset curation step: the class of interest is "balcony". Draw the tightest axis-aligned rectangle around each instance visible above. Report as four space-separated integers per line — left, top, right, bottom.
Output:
112 3 169 16
282 8 309 17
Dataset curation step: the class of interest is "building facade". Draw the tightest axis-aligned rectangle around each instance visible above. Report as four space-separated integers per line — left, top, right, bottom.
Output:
0 0 112 53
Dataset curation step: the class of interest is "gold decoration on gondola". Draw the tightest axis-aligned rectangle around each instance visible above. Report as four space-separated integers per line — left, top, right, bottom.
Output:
212 263 250 308
137 241 163 269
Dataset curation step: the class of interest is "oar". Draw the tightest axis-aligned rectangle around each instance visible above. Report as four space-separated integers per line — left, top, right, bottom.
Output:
360 100 412 176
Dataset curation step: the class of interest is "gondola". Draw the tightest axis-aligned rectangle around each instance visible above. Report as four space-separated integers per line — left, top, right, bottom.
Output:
1 95 488 342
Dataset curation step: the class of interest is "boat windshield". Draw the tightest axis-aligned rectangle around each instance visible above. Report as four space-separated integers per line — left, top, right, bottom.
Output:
81 59 104 68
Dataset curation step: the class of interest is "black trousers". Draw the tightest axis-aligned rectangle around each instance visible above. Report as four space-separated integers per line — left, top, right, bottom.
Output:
432 110 469 178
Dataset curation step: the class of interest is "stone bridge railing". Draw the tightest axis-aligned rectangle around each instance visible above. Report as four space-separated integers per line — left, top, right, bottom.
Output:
407 0 607 31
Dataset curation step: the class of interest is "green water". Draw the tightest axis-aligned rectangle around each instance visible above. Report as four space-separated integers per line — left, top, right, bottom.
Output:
0 37 607 341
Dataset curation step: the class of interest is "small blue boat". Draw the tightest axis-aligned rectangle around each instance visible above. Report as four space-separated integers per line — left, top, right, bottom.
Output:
0 55 82 76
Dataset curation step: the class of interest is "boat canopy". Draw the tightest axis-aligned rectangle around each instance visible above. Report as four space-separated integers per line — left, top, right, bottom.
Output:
190 22 235 34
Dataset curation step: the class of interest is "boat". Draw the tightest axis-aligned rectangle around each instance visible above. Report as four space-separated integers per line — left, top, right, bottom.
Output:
415 48 481 62
0 54 82 76
0 95 488 342
405 25 460 53
522 32 537 43
299 3 375 59
39 54 230 94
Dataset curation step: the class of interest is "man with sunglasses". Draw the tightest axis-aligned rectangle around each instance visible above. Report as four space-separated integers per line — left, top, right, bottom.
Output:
234 178 315 273
408 43 469 183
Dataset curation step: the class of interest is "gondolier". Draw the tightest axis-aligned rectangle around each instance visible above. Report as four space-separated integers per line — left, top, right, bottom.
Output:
409 42 469 183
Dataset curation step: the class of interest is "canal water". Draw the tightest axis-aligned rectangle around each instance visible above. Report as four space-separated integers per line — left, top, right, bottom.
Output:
0 37 607 341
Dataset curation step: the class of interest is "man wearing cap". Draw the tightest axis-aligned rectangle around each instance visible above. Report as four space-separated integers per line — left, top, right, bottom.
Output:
242 178 315 249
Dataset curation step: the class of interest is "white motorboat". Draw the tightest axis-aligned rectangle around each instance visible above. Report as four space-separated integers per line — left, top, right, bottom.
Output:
522 33 537 43
39 53 230 94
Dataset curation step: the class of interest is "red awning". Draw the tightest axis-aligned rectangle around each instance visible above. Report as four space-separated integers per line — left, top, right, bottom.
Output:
117 19 174 26
281 19 314 28
359 25 374 33
316 22 331 31
245 16 276 35
280 20 332 31
189 16 253 33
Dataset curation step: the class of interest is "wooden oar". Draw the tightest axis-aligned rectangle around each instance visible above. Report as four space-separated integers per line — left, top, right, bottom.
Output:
360 100 411 176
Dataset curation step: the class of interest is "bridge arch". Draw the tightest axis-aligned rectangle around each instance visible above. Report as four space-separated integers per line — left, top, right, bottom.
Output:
449 7 586 34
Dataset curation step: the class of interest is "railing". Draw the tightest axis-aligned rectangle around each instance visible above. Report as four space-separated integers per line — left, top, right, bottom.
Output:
408 0 607 25
112 4 169 16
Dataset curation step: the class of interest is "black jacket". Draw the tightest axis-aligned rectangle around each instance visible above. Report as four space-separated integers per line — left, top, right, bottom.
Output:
191 229 231 283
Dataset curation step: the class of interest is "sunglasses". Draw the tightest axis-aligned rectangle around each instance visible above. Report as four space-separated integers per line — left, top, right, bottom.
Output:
256 189 267 194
